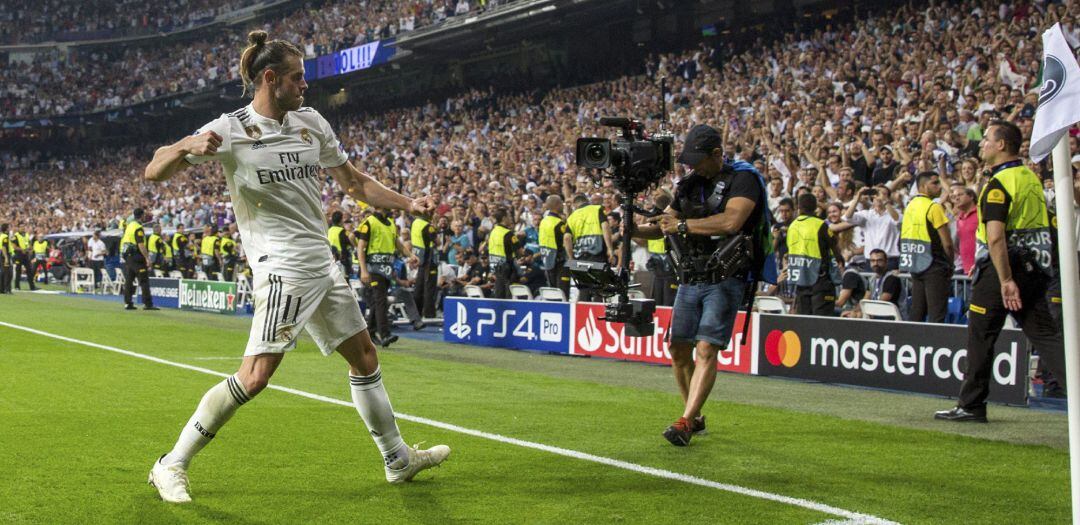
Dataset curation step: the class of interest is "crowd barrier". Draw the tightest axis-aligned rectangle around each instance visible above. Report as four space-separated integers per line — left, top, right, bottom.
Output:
443 297 1028 405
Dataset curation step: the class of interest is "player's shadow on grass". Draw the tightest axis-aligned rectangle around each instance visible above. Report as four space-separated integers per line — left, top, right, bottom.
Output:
129 494 271 525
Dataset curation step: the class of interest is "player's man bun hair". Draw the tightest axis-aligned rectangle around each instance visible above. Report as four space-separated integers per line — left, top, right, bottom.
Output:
240 30 302 98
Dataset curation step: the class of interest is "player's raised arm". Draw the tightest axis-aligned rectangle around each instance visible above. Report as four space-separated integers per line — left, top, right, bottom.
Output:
326 161 434 218
144 131 222 182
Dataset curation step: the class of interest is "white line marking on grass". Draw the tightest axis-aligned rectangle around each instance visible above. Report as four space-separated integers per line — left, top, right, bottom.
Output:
1 321 899 525
191 357 245 360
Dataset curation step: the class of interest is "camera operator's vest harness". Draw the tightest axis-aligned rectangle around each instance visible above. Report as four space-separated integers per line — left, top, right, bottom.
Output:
567 205 605 259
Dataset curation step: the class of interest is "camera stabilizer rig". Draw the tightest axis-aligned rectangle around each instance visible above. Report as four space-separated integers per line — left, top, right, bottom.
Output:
570 110 675 337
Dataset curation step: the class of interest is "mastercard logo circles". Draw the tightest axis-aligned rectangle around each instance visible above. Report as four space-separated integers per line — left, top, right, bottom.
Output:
764 330 801 367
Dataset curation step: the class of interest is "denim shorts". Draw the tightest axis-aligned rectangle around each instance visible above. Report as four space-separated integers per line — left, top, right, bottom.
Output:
670 278 746 348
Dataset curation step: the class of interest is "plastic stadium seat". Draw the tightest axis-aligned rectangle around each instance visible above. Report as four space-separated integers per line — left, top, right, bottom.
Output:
753 296 786 314
859 300 902 321
627 289 645 300
464 285 484 298
538 287 567 301
98 271 121 295
945 297 966 324
509 284 531 300
168 271 184 279
71 268 95 294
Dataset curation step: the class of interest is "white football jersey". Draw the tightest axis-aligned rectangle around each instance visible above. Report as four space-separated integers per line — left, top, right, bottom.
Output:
185 103 348 278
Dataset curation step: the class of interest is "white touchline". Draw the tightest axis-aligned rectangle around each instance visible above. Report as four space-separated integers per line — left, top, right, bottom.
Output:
1 321 899 525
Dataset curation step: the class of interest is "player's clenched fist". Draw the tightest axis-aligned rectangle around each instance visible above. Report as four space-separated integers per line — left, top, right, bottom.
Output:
184 131 223 156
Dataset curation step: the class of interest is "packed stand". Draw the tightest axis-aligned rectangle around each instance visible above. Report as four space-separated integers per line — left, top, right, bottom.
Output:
1 0 514 118
3 0 1080 322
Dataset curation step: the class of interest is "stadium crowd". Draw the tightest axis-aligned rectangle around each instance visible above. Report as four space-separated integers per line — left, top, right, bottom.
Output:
3 0 1080 316
1 0 514 118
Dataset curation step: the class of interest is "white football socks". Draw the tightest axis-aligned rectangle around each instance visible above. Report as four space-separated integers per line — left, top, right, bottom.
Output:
162 375 250 468
349 367 408 468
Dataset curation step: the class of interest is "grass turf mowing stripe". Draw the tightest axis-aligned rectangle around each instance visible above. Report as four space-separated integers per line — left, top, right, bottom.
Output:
0 320 899 525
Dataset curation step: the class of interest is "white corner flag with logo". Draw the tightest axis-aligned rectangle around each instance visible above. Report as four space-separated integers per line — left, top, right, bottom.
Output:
1030 23 1080 163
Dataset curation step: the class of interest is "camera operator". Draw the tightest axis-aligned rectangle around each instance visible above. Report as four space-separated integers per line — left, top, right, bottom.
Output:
567 193 615 302
633 124 768 447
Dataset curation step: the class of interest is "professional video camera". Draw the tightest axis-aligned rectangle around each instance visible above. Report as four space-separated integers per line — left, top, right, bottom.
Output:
570 114 675 337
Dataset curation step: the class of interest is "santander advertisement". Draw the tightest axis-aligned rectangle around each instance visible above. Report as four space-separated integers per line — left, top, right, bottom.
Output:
568 303 757 375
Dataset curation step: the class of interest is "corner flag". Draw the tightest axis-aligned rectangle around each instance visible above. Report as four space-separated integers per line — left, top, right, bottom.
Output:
1030 23 1080 163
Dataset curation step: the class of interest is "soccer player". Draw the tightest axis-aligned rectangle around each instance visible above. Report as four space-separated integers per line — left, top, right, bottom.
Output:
142 30 449 504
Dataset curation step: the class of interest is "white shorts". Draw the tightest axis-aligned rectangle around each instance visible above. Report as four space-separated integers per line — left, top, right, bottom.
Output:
245 264 367 356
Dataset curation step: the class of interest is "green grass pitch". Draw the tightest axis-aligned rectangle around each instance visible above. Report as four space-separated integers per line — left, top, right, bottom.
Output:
0 292 1070 524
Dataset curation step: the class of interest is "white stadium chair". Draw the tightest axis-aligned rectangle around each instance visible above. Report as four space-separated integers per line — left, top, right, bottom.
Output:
98 271 121 295
71 268 95 294
211 272 223 282
196 270 209 281
152 269 165 278
753 296 786 314
168 270 184 279
464 285 484 298
509 284 532 300
859 300 902 321
627 289 646 300
538 287 566 302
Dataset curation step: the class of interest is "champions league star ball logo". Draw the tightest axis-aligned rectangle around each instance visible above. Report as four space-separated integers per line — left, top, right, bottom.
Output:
300 128 312 144
244 126 262 140
1038 55 1066 108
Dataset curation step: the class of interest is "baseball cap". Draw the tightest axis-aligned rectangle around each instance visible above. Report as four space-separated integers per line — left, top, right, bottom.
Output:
677 124 723 166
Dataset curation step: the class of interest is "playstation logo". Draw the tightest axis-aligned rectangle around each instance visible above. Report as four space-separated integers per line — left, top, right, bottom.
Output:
448 301 471 339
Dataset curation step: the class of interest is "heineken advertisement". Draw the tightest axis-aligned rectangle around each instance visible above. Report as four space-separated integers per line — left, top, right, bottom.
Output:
180 279 238 314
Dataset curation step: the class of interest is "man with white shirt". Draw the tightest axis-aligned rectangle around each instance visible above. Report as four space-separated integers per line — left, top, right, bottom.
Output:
87 230 107 289
834 186 901 270
142 30 449 505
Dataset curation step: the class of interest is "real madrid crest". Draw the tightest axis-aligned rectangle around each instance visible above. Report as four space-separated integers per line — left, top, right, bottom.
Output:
244 125 262 140
300 128 312 144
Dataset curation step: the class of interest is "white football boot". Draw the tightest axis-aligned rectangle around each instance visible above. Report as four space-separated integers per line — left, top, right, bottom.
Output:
385 444 451 484
148 455 192 503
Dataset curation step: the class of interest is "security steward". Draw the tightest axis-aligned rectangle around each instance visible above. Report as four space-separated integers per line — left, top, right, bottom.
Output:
487 208 520 299
11 228 35 291
538 195 572 298
32 231 50 285
637 189 678 307
219 225 239 281
786 193 843 316
327 210 355 278
410 212 438 318
0 224 12 294
172 224 193 278
900 171 954 323
633 124 770 446
566 193 615 302
200 225 221 277
147 224 166 273
120 208 158 310
936 120 1068 422
162 232 175 273
358 208 417 347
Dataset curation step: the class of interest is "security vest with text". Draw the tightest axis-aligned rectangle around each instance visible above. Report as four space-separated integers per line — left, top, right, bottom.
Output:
362 215 397 278
899 195 943 274
785 215 838 287
121 221 144 260
147 233 163 264
975 163 1053 276
33 239 48 260
410 218 433 264
538 213 565 271
488 224 512 272
566 204 604 259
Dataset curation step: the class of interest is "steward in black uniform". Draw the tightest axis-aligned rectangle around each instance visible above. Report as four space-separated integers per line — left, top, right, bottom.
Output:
0 224 11 294
410 215 438 318
936 121 1066 422
121 208 157 310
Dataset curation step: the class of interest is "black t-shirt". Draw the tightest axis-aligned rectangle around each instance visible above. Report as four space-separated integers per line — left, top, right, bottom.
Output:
849 156 871 187
871 161 900 186
841 268 866 302
870 272 902 306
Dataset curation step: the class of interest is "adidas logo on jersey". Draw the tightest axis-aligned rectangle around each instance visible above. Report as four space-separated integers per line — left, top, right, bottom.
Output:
251 140 266 150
